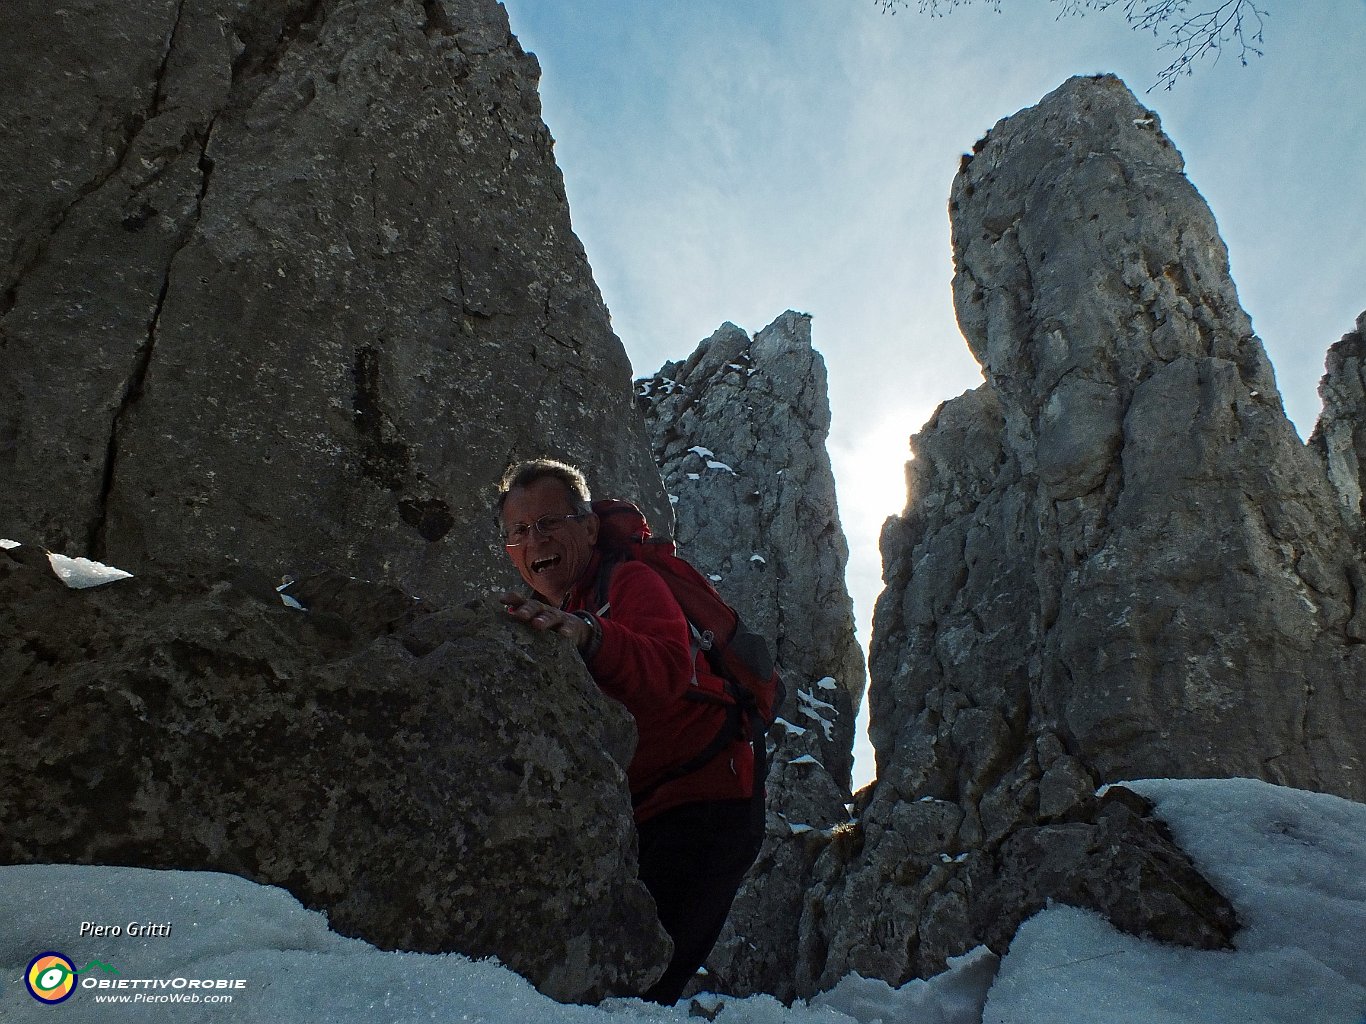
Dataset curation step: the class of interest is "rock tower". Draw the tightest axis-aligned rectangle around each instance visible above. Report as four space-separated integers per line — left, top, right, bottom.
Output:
636 311 866 998
803 74 1365 992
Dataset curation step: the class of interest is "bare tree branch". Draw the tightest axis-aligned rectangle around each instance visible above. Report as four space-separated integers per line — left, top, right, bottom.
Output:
876 0 1270 90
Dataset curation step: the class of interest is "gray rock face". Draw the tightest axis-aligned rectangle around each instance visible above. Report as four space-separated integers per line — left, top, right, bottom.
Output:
637 312 866 784
1310 311 1366 526
803 75 1366 992
0 0 666 600
636 311 865 999
0 546 669 1002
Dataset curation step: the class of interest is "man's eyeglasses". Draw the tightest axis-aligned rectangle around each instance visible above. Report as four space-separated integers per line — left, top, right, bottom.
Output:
502 513 588 547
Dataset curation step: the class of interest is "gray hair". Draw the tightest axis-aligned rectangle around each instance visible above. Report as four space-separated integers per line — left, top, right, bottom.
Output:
496 458 593 516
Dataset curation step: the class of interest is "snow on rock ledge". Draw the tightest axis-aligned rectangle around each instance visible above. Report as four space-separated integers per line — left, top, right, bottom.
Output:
46 552 134 589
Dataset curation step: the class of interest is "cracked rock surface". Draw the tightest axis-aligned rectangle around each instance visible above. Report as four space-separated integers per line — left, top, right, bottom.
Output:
0 545 669 1002
0 0 666 599
801 75 1366 993
1310 311 1366 527
636 311 866 1000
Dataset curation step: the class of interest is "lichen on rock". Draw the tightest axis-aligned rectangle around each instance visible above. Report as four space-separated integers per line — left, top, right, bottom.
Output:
0 547 669 1002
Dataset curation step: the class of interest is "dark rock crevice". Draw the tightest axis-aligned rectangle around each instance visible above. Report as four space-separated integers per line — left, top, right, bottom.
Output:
90 116 221 559
352 344 414 492
226 0 330 111
1 3 185 320
421 0 457 37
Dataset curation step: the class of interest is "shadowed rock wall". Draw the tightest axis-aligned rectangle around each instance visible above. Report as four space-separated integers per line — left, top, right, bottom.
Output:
0 0 666 599
636 311 865 1000
801 75 1366 993
1311 311 1366 526
0 1 680 998
0 547 670 1002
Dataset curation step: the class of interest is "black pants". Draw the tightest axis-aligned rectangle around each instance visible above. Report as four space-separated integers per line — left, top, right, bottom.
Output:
635 798 763 1005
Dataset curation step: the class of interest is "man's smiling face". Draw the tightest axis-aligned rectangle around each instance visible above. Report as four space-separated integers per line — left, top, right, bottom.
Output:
501 476 599 605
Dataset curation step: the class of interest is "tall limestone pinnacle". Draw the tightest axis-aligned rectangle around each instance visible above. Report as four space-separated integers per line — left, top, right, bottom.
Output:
635 311 866 999
0 0 666 599
801 75 1366 992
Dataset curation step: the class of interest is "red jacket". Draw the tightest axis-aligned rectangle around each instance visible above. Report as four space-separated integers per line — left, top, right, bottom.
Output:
562 553 754 823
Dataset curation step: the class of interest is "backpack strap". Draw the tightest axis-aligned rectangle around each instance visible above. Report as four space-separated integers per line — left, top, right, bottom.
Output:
630 682 768 835
744 699 769 836
593 555 767 830
631 700 745 808
596 556 705 687
592 554 619 618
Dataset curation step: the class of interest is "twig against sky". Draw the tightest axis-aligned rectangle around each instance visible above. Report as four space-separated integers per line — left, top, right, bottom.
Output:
877 0 1269 90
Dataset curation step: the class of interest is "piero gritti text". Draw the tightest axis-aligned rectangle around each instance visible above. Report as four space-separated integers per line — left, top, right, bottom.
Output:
79 920 173 938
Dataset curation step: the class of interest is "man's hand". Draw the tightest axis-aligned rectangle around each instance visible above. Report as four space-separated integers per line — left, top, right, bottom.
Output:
498 592 593 650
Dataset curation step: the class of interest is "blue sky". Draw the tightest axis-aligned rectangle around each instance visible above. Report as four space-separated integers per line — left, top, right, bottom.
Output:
498 0 1366 786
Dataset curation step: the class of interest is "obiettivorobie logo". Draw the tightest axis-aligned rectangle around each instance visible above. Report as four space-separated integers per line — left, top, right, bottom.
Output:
24 952 83 1004
23 950 245 1006
24 954 120 1004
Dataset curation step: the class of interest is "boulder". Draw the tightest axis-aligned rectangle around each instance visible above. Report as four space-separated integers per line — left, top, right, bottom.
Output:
636 311 865 999
0 545 669 1003
0 0 666 601
962 785 1238 957
804 75 1366 992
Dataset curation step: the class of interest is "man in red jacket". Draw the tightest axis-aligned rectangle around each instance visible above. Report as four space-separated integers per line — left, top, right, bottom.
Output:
496 458 761 1004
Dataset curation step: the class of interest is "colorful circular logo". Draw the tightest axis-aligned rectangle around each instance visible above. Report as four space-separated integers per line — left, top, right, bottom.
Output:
26 952 77 1004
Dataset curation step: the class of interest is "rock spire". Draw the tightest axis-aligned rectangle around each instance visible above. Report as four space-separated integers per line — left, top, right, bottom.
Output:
1310 311 1366 527
636 311 866 999
802 74 1366 993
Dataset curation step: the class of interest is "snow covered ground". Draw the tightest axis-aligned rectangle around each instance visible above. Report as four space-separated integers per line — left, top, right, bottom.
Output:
987 779 1366 1024
3 778 1363 1023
